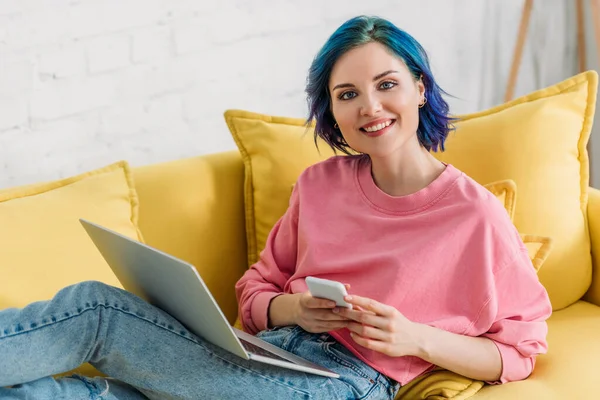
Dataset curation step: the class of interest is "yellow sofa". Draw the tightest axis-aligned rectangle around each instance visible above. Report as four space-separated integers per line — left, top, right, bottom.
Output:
2 70 600 399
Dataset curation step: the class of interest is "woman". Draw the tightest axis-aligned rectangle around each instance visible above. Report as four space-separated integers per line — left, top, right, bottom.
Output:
0 15 551 400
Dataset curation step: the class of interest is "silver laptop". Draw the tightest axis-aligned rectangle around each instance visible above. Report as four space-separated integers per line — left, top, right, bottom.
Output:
79 219 339 379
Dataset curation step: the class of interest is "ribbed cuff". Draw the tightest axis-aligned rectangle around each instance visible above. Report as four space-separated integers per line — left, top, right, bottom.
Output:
250 292 282 332
486 340 535 384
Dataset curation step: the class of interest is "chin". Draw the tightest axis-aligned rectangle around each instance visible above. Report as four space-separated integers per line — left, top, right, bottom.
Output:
363 149 399 159
354 141 405 159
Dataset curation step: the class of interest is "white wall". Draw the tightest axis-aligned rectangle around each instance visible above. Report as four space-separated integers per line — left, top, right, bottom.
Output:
0 0 583 189
584 0 600 188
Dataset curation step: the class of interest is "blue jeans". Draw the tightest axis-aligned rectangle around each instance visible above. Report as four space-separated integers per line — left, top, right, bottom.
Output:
0 281 400 399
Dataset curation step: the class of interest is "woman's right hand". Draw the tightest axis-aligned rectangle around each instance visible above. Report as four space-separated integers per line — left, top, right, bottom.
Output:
293 288 352 333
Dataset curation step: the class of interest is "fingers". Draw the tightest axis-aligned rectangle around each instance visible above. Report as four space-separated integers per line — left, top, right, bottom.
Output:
335 308 388 328
301 292 336 309
314 309 350 322
336 310 389 328
301 314 350 333
347 322 389 341
305 324 348 333
319 321 350 331
352 305 376 315
343 295 395 317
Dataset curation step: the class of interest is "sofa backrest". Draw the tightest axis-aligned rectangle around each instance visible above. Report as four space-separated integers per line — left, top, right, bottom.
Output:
133 151 248 324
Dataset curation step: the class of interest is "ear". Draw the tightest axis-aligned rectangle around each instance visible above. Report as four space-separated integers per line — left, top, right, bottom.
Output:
417 75 426 100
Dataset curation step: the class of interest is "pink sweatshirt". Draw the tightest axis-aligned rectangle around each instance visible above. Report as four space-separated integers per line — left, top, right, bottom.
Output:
235 154 552 386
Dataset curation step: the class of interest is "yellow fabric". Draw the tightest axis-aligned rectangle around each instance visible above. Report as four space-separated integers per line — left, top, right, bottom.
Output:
584 187 600 306
225 71 596 311
0 161 143 309
395 369 484 400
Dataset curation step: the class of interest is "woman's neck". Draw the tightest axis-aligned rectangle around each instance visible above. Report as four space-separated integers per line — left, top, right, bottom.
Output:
368 141 446 197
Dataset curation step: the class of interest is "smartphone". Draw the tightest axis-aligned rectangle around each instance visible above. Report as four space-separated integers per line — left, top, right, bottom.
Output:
305 276 353 309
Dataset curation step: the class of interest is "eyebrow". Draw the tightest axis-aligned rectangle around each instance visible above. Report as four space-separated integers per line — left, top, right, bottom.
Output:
331 70 399 92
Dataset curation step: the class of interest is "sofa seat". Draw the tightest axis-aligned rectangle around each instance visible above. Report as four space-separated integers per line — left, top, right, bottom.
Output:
472 300 600 399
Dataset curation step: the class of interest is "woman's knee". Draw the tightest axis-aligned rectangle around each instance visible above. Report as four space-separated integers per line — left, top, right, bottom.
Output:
61 280 120 303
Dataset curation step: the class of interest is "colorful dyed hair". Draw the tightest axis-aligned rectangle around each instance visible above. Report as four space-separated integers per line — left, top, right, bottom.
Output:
305 15 456 155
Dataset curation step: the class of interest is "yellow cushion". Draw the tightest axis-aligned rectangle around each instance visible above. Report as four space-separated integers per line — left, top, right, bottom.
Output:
0 161 143 308
226 71 596 311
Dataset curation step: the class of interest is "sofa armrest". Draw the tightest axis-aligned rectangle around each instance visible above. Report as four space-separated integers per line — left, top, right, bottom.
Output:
584 187 600 306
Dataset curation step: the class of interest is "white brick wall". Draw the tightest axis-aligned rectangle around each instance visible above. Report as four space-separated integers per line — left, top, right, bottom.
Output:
87 35 132 74
131 26 172 63
37 44 87 80
0 0 583 189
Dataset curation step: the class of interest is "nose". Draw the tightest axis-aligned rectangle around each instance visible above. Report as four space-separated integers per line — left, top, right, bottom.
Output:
360 93 382 117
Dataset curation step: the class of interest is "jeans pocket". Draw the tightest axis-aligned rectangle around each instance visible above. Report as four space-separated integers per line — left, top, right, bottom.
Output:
322 341 373 381
255 325 295 346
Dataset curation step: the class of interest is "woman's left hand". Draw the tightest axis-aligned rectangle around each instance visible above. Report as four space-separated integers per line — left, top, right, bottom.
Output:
333 295 422 358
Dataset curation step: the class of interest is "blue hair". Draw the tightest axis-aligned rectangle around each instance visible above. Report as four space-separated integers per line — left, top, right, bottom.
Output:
305 16 456 155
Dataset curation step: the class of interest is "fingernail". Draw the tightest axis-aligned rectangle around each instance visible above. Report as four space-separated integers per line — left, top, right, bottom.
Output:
345 295 352 301
332 308 339 313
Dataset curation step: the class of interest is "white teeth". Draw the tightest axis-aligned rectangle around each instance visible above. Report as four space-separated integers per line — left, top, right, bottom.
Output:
365 120 392 132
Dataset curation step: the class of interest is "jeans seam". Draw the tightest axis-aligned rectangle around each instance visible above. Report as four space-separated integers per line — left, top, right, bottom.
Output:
360 380 383 400
0 303 199 346
280 325 303 350
71 374 106 400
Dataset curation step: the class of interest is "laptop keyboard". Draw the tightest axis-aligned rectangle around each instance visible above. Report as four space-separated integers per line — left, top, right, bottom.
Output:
239 338 290 362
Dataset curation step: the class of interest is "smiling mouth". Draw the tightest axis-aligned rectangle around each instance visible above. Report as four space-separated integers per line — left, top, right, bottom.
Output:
359 119 396 133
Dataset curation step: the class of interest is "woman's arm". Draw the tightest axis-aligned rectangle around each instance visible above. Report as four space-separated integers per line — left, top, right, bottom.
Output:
268 294 299 327
412 323 502 382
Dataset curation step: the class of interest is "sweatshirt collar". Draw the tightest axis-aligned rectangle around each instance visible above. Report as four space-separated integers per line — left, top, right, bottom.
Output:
355 155 461 214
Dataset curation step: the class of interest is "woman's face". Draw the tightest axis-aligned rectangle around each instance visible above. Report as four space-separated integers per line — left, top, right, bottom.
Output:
328 42 425 158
